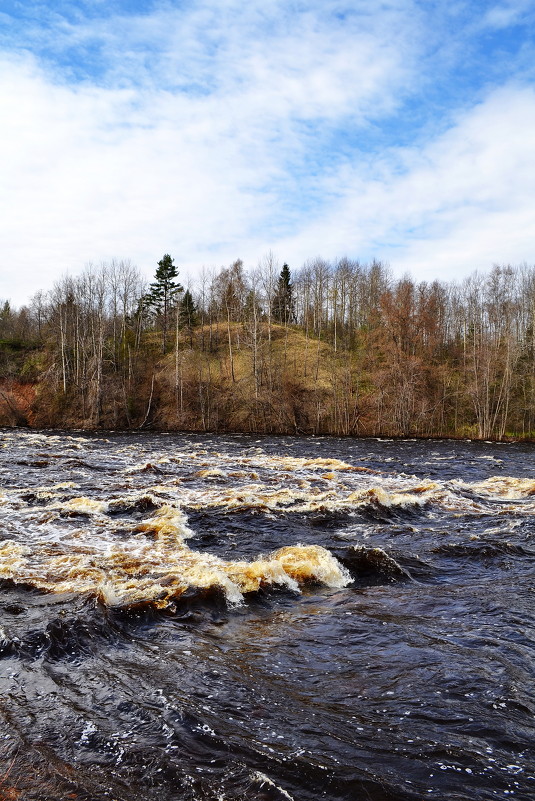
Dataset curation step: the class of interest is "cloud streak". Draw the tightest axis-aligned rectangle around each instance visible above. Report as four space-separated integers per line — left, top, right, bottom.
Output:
280 83 535 277
0 1 534 304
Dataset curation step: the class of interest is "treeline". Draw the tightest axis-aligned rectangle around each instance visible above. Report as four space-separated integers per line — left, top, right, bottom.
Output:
1 255 535 439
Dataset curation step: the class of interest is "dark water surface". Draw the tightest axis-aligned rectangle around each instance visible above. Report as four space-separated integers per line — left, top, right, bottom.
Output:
0 430 534 800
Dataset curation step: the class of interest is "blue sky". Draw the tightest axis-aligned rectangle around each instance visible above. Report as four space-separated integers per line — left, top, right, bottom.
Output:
1 0 534 304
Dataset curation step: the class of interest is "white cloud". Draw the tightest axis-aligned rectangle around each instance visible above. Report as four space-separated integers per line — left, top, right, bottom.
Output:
276 84 535 281
0 55 268 293
0 3 419 305
481 1 534 30
0 1 534 307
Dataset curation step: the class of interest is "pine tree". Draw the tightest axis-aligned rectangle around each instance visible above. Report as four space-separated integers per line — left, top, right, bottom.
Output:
271 263 295 325
144 254 183 352
179 289 198 346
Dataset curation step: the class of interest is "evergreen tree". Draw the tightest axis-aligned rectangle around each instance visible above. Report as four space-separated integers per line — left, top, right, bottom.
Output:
144 254 183 352
271 263 295 325
179 289 198 346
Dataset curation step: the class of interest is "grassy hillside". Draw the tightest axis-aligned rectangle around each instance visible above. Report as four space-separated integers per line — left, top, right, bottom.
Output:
0 323 366 436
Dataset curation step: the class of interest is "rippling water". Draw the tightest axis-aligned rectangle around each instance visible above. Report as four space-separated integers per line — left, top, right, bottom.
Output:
0 430 534 800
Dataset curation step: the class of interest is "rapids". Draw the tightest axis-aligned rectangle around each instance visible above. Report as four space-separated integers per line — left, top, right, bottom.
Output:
0 430 534 800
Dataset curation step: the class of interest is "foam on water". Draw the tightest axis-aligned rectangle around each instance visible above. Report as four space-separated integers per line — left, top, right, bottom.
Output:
455 475 535 499
0 490 351 607
1 431 534 801
2 438 534 612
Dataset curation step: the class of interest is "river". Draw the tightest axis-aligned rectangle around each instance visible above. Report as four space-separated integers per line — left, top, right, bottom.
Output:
0 430 534 800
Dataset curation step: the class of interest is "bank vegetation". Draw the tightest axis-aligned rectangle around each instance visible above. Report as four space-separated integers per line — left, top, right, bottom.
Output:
1 255 534 440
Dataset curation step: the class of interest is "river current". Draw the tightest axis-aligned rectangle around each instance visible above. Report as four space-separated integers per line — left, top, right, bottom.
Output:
0 430 534 800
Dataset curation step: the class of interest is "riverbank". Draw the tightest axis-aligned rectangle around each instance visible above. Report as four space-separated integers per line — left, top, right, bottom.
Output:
1 318 534 441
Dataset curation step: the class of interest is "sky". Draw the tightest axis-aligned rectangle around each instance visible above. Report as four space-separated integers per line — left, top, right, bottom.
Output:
1 0 534 306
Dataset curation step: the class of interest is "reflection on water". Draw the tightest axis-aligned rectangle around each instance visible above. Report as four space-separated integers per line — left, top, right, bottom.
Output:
0 430 534 800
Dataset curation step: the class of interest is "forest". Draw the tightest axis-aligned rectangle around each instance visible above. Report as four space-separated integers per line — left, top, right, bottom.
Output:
0 254 534 440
